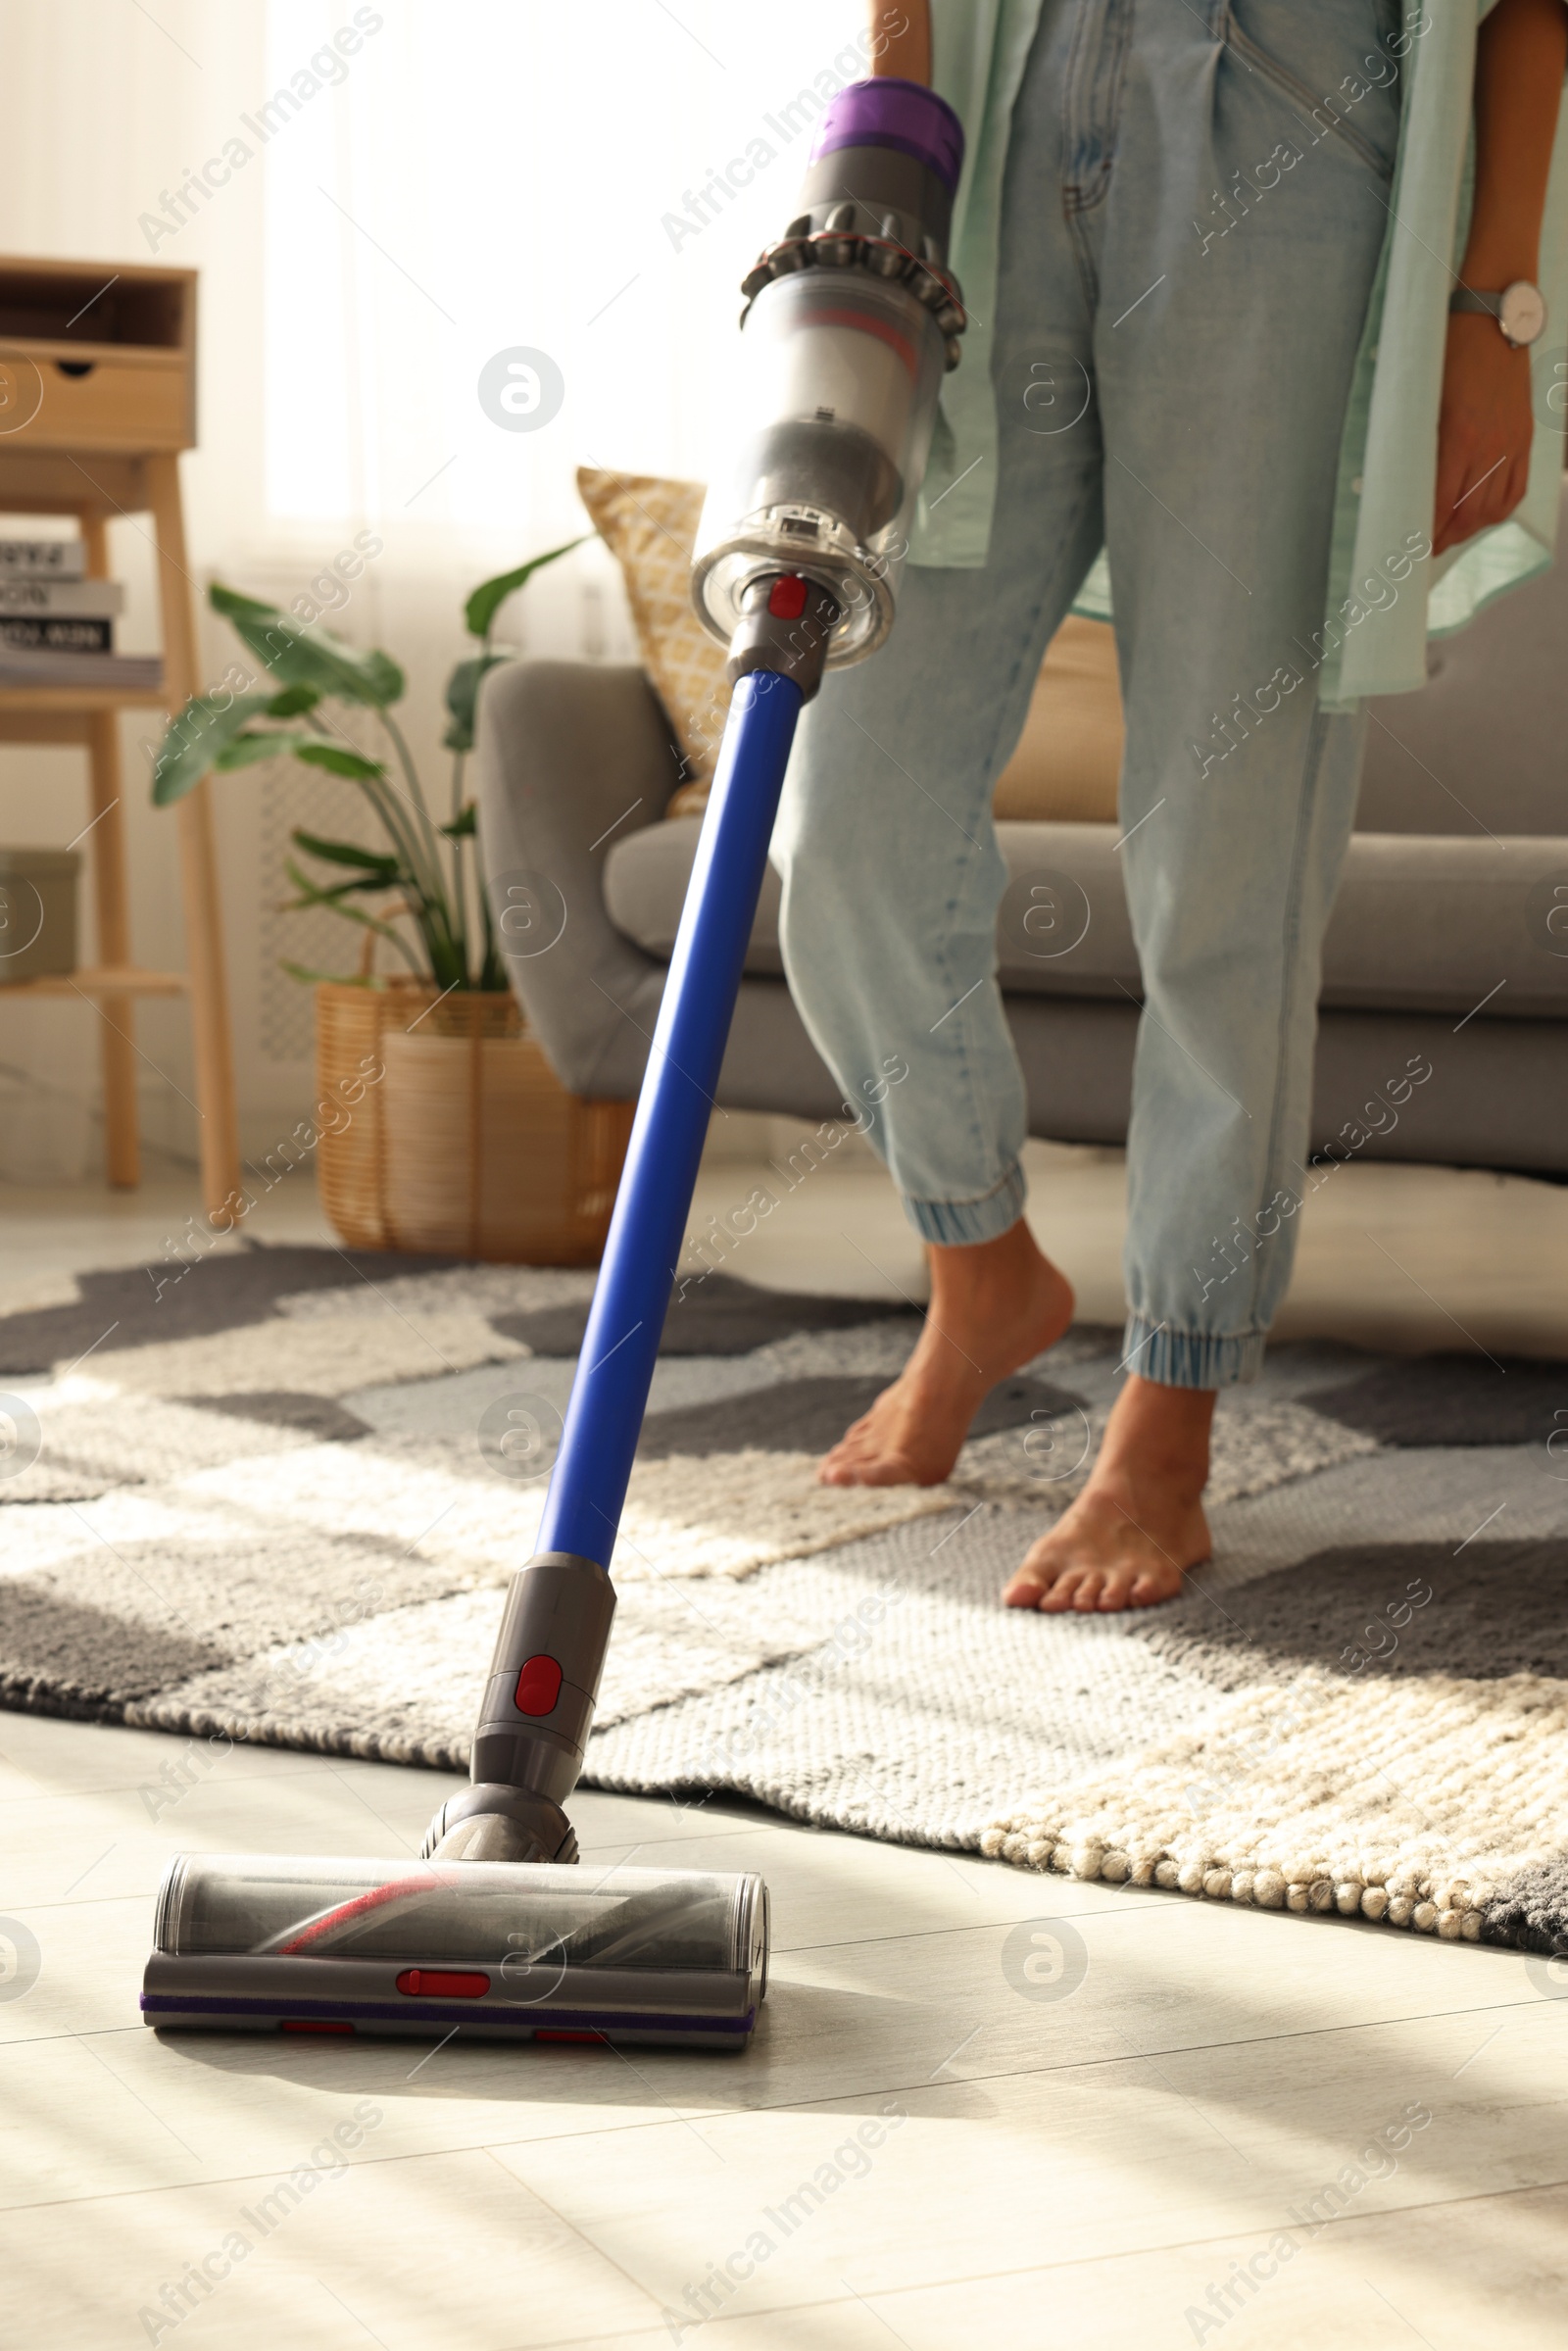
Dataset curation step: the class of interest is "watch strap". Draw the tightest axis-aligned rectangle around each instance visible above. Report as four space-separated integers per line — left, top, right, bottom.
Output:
1448 287 1502 317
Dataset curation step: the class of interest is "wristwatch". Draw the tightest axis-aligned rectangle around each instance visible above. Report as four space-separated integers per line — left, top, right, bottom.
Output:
1449 280 1547 348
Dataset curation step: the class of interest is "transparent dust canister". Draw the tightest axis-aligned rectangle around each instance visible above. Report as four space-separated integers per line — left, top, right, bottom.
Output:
692 268 948 666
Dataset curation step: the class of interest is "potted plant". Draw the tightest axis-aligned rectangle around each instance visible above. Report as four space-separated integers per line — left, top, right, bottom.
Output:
153 541 634 1262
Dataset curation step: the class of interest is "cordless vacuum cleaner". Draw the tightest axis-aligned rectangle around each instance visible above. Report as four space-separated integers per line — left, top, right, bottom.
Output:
141 77 966 2053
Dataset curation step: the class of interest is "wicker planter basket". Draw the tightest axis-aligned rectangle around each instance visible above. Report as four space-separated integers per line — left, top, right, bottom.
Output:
315 980 633 1264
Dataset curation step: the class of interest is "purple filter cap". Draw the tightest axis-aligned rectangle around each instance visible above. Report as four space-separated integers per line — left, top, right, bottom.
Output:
808 76 965 193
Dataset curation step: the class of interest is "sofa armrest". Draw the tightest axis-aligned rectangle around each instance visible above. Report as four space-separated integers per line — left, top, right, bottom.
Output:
475 659 683 1097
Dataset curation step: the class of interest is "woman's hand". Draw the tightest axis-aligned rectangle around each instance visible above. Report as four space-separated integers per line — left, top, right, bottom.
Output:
1431 0 1567 553
867 4 930 81
1432 315 1536 554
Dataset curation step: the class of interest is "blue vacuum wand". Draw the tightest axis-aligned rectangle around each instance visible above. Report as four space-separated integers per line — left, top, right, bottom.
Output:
420 592 840 1872
425 73 968 1877
142 78 965 2049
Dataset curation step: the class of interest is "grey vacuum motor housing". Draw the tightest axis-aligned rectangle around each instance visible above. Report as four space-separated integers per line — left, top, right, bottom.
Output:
692 75 968 665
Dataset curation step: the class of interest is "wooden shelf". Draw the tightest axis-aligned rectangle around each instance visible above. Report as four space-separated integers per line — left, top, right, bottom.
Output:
0 250 237 1217
0 684 167 712
0 963 187 999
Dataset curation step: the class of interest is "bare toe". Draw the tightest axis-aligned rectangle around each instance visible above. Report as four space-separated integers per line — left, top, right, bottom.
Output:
819 1447 917 1490
1035 1564 1091 1613
1004 1541 1055 1607
1004 1473 1208 1614
1129 1565 1187 1607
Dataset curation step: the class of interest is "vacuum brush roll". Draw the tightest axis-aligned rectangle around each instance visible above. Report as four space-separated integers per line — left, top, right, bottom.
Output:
143 1854 769 2048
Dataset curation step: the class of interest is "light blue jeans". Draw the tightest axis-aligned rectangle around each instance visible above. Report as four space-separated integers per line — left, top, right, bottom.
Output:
773 0 1401 1389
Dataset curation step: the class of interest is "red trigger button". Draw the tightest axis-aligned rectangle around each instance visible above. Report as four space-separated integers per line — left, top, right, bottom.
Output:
768 575 808 618
515 1654 564 1715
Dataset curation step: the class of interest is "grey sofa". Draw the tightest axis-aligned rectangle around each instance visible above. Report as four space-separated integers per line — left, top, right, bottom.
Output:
477 491 1568 1177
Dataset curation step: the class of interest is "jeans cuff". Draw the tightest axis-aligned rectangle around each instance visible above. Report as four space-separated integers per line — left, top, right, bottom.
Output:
903 1160 1028 1248
1121 1313 1267 1390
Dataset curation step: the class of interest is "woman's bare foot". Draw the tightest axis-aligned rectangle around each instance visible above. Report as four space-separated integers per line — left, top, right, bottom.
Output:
816 1217 1075 1488
1003 1376 1214 1612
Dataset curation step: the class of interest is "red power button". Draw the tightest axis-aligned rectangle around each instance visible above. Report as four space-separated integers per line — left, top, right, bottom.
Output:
514 1653 564 1716
767 574 808 618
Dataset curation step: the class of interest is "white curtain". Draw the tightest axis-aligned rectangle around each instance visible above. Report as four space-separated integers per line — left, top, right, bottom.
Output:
258 3 874 534
0 0 872 1156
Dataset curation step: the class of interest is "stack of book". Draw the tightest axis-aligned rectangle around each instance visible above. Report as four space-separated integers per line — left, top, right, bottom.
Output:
0 538 161 691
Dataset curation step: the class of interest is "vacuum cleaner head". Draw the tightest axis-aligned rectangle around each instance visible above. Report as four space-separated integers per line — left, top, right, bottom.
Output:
139 1565 770 2057
143 1853 768 2050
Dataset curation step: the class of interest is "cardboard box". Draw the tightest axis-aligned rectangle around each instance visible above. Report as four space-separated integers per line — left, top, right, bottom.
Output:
0 847 80 981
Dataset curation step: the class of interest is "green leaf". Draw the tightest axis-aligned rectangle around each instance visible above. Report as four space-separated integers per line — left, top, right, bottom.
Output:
442 654 507 753
290 827 402 878
282 865 402 905
151 692 277 805
212 729 316 772
292 741 388 782
357 648 406 705
281 876 399 906
209 582 406 708
283 864 390 916
464 534 591 641
440 802 477 839
267 682 320 718
282 856 416 944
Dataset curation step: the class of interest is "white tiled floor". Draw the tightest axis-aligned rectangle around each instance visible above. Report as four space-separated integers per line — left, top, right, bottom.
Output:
2 1142 1566 2347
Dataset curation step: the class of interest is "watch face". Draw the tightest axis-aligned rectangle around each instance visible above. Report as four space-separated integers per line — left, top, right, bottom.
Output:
1499 281 1546 347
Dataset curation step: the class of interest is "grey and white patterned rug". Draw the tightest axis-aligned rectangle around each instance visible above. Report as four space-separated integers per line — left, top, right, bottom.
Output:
3 1243 1566 1956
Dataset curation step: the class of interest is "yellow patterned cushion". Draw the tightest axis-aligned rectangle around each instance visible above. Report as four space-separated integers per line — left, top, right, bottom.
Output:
575 467 730 815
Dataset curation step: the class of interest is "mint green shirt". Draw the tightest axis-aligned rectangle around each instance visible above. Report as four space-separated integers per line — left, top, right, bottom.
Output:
909 0 1568 709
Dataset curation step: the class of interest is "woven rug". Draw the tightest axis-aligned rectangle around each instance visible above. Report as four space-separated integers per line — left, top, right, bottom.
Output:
3 1241 1566 1956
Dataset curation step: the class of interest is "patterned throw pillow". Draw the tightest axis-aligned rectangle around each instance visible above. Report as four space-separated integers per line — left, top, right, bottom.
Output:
575 467 729 816
580 465 1123 825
